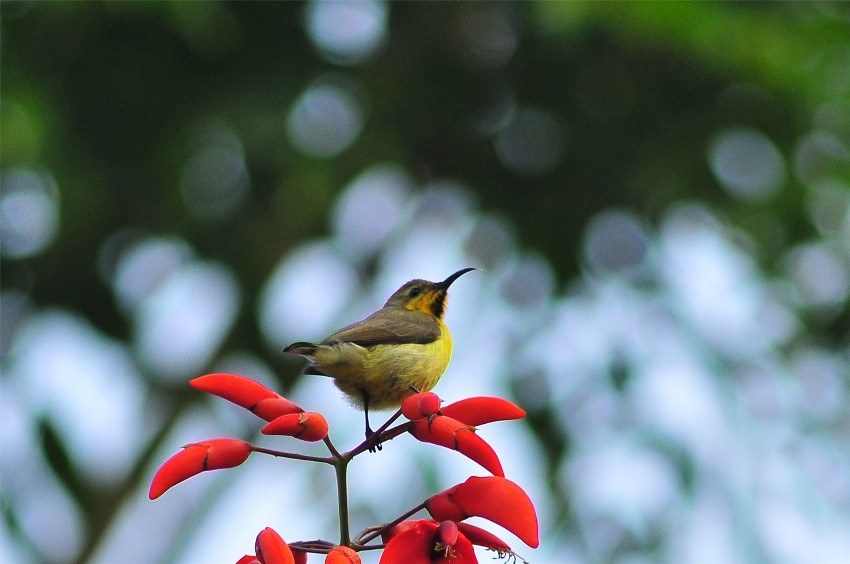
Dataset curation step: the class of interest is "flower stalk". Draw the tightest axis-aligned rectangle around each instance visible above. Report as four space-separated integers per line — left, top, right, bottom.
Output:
333 447 352 548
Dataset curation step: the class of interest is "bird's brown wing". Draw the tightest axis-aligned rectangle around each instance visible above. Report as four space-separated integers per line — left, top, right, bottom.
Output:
321 307 441 346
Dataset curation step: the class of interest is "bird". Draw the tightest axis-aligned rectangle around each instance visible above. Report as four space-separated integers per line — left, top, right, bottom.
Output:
283 268 475 447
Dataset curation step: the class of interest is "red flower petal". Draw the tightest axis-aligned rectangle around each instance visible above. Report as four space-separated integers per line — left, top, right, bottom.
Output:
409 416 503 477
201 439 253 470
191 374 303 421
401 392 442 420
454 429 504 477
381 520 424 545
426 476 539 548
251 396 305 422
235 556 260 564
325 545 361 564
255 527 295 564
456 523 511 553
380 521 435 564
149 438 251 499
262 412 329 442
191 373 276 405
440 397 525 426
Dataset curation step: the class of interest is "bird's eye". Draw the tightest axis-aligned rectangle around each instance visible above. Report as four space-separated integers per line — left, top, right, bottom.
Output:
408 287 422 298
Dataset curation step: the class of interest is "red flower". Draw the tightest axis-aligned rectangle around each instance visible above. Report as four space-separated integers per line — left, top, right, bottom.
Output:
149 438 252 499
380 520 476 564
402 394 526 427
426 476 539 548
191 373 303 421
235 556 260 564
325 545 361 563
383 520 514 555
409 415 503 477
262 411 329 442
440 397 525 426
255 527 296 564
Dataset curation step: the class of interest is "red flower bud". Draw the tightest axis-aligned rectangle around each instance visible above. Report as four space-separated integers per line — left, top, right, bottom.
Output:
149 438 252 499
426 476 539 548
440 396 525 426
262 412 329 442
401 392 442 420
325 545 361 564
436 521 458 547
409 415 503 477
191 373 303 421
255 527 295 564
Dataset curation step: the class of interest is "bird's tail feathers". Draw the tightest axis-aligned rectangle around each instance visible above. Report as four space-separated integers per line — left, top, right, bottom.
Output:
283 341 318 356
283 342 332 377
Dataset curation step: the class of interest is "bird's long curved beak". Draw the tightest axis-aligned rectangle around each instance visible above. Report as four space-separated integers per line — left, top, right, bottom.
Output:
437 267 476 289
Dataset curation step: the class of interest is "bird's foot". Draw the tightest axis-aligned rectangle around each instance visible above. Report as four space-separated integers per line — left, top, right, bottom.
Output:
366 426 383 452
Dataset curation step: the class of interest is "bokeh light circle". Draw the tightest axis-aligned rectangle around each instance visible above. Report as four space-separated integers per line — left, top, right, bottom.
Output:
0 168 60 259
180 144 250 221
286 82 365 158
709 127 786 202
583 209 649 276
331 163 413 261
304 0 387 65
495 107 566 176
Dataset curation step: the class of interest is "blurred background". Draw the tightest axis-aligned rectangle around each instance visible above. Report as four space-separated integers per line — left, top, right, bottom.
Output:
2 2 849 563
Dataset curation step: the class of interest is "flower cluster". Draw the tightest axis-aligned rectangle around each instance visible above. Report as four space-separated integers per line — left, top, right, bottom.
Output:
150 374 539 563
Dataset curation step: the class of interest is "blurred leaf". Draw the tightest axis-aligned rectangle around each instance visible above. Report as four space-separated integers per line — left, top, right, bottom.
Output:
38 417 84 508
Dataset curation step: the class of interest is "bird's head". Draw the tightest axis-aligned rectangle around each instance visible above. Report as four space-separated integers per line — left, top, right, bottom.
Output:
384 267 476 319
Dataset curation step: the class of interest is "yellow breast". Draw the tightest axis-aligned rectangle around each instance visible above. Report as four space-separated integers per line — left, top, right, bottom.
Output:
313 320 453 410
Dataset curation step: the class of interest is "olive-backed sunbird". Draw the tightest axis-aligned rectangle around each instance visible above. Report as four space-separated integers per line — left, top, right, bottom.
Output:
284 268 475 444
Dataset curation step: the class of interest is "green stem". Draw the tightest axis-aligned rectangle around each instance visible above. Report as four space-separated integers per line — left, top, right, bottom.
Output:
323 434 343 460
315 416 415 548
335 455 351 546
320 435 355 546
250 445 333 465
